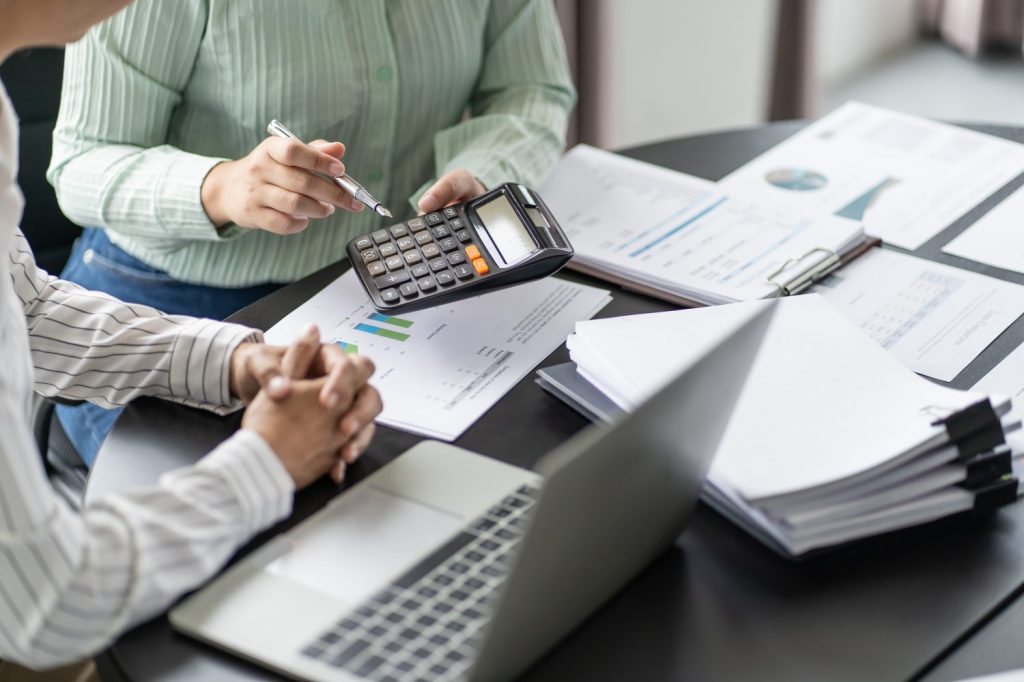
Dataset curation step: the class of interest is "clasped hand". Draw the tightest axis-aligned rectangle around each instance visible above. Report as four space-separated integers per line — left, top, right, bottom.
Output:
230 324 382 487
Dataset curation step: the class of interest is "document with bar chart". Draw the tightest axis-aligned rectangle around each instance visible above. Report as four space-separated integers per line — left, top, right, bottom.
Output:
264 270 611 440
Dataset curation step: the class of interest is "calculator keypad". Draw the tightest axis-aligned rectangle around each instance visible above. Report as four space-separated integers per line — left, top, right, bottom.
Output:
351 206 492 307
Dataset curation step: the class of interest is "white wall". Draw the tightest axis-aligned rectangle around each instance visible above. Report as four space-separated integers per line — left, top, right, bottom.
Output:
817 0 919 91
580 0 921 149
583 0 779 150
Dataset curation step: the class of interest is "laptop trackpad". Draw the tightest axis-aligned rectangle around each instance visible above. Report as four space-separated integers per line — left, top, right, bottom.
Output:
264 485 464 606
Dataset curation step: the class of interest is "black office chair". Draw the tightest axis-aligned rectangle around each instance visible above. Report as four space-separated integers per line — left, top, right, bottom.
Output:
2 48 89 508
1 48 81 271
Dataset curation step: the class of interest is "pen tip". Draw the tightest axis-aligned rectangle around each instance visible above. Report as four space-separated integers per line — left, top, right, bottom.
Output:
377 206 393 218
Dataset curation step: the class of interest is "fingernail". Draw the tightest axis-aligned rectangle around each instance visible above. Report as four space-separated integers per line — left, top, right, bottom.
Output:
326 204 336 215
303 323 319 336
324 391 339 409
329 161 344 176
419 192 439 211
268 376 288 395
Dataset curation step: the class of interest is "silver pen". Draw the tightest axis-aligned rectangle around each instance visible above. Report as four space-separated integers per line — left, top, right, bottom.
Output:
266 119 392 218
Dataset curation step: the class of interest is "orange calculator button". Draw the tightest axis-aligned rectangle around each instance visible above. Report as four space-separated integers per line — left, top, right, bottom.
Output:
472 258 489 275
465 245 481 260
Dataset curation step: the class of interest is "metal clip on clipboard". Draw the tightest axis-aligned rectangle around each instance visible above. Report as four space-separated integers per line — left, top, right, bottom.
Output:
764 247 842 297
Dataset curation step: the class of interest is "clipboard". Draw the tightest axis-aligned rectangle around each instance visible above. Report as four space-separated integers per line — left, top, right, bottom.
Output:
566 238 882 308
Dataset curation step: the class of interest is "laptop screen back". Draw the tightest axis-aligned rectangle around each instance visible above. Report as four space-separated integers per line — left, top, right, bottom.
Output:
469 301 776 681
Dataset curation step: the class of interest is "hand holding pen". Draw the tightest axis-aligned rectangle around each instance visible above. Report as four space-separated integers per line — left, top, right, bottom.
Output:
199 123 388 236
268 120 391 218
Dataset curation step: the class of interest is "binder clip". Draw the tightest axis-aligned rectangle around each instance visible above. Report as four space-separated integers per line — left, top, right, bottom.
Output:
961 447 1013 489
971 475 1020 511
928 399 1005 460
764 247 841 296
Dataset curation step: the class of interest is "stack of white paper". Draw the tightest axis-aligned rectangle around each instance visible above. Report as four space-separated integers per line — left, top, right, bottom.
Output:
541 145 869 306
563 295 1018 557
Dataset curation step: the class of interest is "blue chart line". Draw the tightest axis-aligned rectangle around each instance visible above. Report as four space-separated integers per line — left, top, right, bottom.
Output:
614 205 704 253
717 220 812 285
628 197 728 258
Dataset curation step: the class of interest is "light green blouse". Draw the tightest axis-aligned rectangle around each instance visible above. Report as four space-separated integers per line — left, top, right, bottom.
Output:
48 0 574 287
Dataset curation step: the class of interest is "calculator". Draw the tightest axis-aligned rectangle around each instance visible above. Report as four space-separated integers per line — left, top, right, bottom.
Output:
346 183 574 313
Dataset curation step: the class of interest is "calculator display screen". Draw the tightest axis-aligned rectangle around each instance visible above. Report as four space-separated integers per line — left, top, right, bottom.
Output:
475 194 537 266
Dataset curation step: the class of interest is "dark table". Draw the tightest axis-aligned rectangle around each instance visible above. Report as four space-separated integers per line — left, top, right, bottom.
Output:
87 122 1024 682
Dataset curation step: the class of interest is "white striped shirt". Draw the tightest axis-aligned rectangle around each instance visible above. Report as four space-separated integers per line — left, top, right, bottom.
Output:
0 81 295 667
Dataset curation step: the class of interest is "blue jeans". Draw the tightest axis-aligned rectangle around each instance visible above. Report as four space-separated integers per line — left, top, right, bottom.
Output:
56 229 283 466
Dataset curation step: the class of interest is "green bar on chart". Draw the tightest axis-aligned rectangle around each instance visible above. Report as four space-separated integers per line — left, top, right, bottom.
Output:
367 312 414 328
355 323 410 342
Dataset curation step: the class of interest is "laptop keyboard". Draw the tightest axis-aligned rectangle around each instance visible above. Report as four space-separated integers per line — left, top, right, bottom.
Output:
299 484 539 681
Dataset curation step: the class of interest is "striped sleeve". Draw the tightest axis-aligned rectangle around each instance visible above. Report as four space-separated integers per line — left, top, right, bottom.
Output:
0 229 295 667
46 0 228 242
411 0 576 206
9 229 257 412
0 418 294 667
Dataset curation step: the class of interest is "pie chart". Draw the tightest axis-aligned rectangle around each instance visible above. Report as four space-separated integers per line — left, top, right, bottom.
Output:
765 168 828 191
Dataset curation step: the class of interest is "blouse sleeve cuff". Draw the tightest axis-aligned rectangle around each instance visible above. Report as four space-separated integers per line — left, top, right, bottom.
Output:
167 319 262 410
192 429 295 534
154 150 234 241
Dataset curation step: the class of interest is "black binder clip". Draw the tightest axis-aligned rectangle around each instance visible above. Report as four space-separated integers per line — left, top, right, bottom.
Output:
971 475 1020 512
961 447 1013 489
764 247 841 296
929 399 1005 460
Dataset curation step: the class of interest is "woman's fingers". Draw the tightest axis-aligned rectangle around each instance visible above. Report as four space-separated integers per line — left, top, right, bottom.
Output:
281 324 322 379
267 136 345 177
316 350 376 409
264 162 350 207
261 184 336 219
418 169 485 213
340 422 376 466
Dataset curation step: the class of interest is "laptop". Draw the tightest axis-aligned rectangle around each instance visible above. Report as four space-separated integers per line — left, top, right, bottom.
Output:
171 301 775 682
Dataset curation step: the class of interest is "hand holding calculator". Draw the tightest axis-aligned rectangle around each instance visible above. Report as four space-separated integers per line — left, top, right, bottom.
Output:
346 183 574 313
